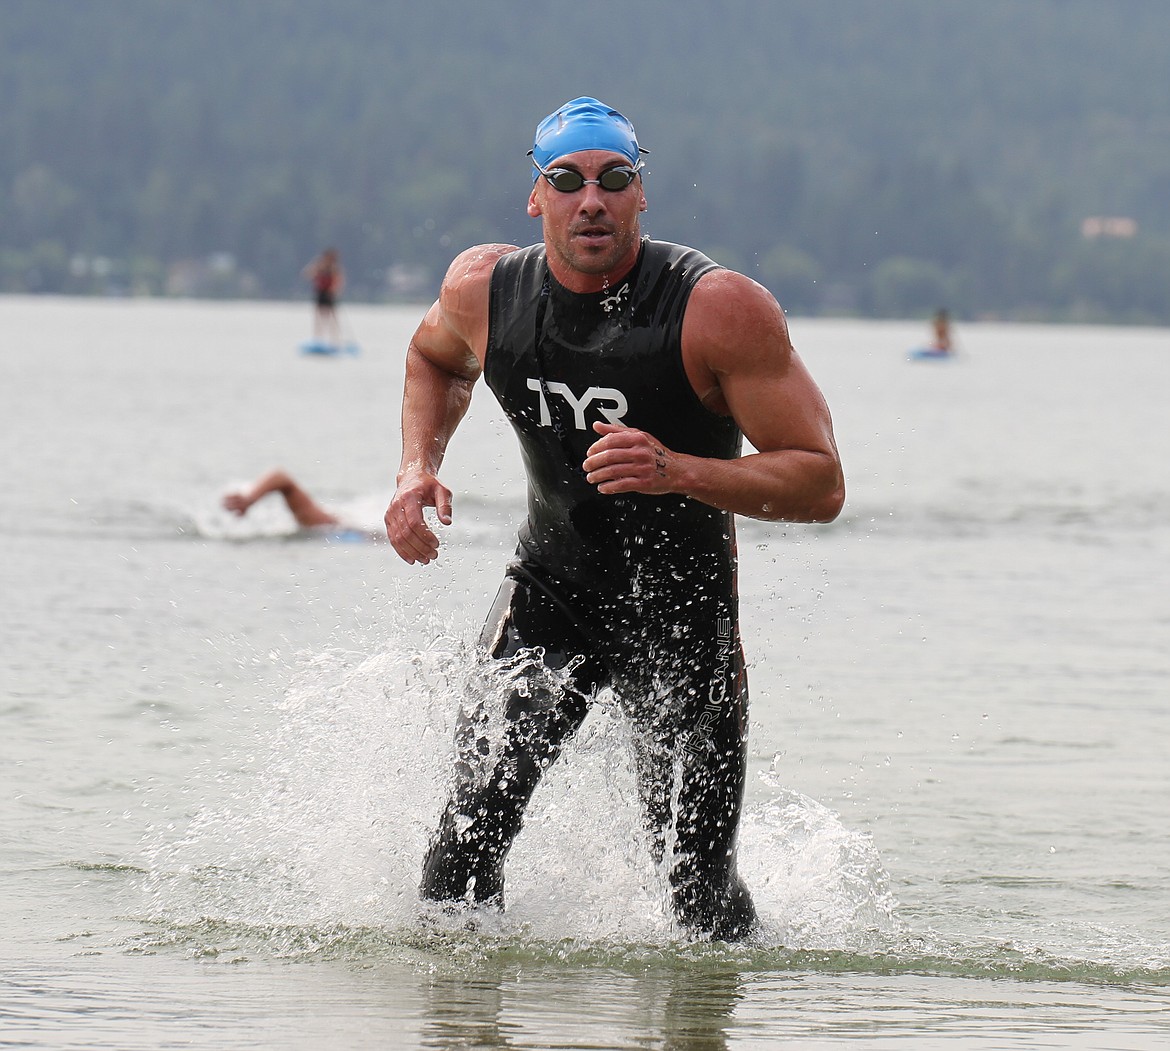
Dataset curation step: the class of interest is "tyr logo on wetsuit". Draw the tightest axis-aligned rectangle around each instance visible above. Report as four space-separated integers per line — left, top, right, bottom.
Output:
524 379 628 429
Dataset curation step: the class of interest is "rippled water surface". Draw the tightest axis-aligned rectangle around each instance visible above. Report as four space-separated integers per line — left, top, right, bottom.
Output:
2 296 1168 1048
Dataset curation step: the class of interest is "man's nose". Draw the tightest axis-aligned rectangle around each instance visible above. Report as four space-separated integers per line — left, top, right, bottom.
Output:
577 183 607 214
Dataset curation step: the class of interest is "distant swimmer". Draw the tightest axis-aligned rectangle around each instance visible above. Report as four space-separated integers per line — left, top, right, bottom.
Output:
302 248 345 347
384 97 845 941
223 467 376 540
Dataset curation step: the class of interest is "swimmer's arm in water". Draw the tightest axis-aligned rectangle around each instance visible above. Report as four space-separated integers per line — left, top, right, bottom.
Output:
582 269 845 523
223 467 340 529
386 244 518 564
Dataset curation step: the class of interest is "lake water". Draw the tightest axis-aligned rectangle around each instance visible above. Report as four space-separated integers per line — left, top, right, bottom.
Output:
2 294 1168 1049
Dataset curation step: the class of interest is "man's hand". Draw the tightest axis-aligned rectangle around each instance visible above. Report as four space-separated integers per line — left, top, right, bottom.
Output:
583 421 679 496
385 469 452 564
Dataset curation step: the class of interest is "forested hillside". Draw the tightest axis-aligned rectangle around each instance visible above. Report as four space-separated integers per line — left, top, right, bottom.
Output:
3 0 1169 322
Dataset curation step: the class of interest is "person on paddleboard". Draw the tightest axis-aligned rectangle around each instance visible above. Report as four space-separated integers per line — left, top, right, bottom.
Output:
384 97 844 941
930 308 953 353
303 247 345 346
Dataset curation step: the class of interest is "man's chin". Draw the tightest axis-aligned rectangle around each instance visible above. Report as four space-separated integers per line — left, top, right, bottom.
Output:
568 242 628 274
572 237 614 258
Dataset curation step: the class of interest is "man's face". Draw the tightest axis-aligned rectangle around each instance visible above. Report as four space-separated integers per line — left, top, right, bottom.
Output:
527 150 647 290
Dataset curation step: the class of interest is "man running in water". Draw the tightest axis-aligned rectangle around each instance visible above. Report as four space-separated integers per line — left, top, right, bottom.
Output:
385 97 844 941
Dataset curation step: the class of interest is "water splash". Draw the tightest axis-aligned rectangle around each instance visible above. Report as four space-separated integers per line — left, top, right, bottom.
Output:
739 775 901 952
137 622 900 959
140 631 460 931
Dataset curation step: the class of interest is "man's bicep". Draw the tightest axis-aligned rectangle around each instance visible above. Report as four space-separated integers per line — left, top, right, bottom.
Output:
722 347 837 457
691 273 836 456
410 299 482 381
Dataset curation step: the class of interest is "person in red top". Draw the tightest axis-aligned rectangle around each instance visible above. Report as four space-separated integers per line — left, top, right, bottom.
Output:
303 248 345 346
930 309 953 353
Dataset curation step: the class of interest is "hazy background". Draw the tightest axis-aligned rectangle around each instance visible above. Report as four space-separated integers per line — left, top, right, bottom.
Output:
2 0 1169 323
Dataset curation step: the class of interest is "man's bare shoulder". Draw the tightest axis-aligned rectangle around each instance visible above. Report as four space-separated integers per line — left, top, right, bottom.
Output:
441 243 522 302
432 244 521 362
686 267 793 372
690 267 786 326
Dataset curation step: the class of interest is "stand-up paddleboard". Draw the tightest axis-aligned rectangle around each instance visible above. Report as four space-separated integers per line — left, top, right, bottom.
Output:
907 347 953 361
300 340 360 357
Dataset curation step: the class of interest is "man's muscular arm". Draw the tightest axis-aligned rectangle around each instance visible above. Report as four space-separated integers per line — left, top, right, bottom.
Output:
583 269 844 523
386 244 516 563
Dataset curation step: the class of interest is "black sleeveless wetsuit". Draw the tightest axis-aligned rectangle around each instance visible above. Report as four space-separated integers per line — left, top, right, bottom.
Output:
420 239 756 940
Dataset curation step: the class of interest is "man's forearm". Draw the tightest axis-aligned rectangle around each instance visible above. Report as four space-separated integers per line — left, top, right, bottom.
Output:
676 447 845 523
398 347 475 479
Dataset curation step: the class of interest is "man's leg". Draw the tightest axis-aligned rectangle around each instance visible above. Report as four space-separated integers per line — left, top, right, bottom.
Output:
625 640 756 941
421 569 605 907
670 667 756 941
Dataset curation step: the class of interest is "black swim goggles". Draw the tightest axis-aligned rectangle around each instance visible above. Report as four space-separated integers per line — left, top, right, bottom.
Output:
529 153 644 193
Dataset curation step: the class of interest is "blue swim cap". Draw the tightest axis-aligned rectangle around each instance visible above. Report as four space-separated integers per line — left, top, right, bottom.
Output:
530 97 645 180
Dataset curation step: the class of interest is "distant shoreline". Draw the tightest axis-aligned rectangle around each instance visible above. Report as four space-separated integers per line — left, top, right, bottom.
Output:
3 289 1167 330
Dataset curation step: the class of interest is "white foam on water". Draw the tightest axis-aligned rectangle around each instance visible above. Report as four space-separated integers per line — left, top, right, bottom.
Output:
499 695 676 944
140 626 459 932
739 774 901 952
139 617 900 956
